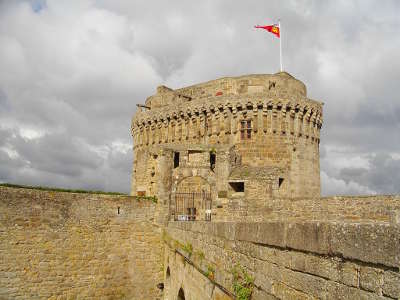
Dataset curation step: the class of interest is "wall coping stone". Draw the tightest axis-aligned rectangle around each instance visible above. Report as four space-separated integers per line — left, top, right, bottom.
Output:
168 221 400 269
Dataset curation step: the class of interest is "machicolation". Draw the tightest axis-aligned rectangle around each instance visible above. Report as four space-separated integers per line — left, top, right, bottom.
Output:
131 72 323 221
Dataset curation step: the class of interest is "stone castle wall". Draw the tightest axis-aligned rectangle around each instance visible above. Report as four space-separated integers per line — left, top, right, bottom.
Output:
213 195 400 223
164 221 400 299
0 186 163 299
1 188 399 299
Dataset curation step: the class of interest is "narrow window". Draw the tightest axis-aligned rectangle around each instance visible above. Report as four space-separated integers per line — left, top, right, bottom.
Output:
229 181 244 192
117 207 120 214
210 152 216 171
240 120 252 140
174 152 180 168
178 288 185 300
279 177 284 188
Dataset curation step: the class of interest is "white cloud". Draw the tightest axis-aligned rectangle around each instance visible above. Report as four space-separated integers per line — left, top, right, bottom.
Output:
321 171 376 196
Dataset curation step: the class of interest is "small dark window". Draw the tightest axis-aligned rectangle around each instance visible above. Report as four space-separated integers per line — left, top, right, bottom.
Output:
174 152 180 168
240 120 252 140
279 177 284 188
229 181 244 192
210 152 216 171
117 207 120 214
178 288 185 300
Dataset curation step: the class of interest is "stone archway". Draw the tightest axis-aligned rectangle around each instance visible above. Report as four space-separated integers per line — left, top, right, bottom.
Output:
176 176 211 194
175 176 211 221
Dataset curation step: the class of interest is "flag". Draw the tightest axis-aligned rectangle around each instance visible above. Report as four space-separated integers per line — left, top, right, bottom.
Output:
254 24 280 38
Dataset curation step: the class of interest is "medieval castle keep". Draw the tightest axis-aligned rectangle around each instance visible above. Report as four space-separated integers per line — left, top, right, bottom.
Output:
131 72 323 221
0 72 399 300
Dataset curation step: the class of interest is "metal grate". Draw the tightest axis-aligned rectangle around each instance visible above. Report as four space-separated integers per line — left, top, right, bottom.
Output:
174 191 211 221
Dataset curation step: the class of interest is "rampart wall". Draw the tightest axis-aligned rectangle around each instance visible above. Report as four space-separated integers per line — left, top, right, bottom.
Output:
0 186 163 299
214 195 400 224
1 186 399 299
164 221 400 299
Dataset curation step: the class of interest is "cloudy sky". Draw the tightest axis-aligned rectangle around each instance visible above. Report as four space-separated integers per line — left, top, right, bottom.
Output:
0 0 399 195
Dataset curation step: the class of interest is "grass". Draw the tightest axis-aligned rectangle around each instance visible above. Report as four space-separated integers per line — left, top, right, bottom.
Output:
0 183 127 196
231 264 255 300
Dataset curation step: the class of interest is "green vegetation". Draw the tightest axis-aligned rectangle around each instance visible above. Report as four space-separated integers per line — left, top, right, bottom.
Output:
0 183 127 195
181 242 193 257
231 264 255 300
135 195 158 203
205 264 215 280
195 250 205 261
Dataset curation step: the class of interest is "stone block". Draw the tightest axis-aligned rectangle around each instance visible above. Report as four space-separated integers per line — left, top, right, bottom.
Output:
252 287 278 300
382 270 400 298
360 266 383 293
272 282 311 300
281 268 328 298
235 223 259 242
286 222 330 254
326 281 387 300
257 222 286 248
338 262 359 287
329 223 400 268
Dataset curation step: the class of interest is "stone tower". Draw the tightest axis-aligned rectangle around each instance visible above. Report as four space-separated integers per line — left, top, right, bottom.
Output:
131 72 323 221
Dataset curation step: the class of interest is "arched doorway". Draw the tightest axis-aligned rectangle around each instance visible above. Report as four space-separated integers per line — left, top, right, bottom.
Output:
175 176 211 221
177 288 185 300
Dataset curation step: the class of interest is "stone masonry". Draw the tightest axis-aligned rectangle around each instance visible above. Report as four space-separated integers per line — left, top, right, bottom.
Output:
0 72 399 300
131 72 323 222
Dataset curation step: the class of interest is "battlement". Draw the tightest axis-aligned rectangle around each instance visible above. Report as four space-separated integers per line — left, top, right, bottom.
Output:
131 73 324 214
143 72 312 111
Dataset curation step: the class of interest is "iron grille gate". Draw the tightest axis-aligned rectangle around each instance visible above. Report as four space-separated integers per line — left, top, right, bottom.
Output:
174 192 212 221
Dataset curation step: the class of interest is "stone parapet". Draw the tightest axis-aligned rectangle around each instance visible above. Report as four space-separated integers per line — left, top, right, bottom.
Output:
165 220 400 299
214 195 400 223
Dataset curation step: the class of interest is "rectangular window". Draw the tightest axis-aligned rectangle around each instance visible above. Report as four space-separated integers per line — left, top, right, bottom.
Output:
229 181 244 192
174 152 180 168
210 152 216 171
240 120 252 140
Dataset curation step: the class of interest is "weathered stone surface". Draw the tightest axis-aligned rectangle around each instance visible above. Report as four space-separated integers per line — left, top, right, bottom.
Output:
383 270 400 298
0 186 163 300
165 221 399 300
329 223 400 268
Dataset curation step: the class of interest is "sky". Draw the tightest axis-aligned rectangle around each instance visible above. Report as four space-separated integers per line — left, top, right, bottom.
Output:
0 0 399 195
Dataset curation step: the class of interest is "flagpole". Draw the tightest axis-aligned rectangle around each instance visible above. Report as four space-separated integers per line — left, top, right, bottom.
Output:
279 19 283 72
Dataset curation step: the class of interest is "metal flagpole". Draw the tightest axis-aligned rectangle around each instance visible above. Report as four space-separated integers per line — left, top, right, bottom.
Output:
279 19 283 72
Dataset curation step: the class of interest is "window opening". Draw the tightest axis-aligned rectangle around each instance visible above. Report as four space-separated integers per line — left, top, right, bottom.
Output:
240 120 252 140
178 288 185 300
210 152 216 171
229 181 244 192
279 177 284 188
174 152 180 168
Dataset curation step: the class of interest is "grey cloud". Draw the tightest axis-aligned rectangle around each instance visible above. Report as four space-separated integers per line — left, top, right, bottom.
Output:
340 153 400 194
12 133 102 177
0 0 399 195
